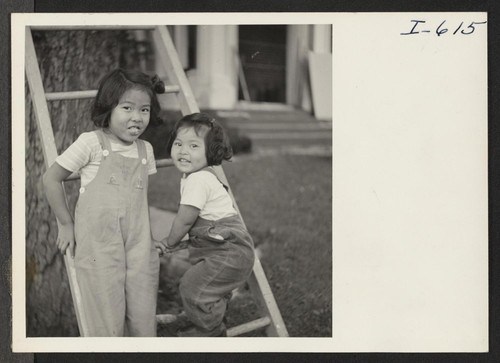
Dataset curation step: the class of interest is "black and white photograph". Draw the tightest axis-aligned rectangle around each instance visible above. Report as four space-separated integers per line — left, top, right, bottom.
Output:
11 11 488 354
15 13 332 349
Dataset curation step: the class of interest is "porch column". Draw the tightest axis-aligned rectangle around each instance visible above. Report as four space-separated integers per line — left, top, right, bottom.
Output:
286 25 312 112
195 25 238 109
312 24 332 53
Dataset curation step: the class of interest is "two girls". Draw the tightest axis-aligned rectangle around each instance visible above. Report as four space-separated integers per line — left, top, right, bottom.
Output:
44 68 254 337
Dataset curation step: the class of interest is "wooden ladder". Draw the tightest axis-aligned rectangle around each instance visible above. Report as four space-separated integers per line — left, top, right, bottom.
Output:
25 25 288 338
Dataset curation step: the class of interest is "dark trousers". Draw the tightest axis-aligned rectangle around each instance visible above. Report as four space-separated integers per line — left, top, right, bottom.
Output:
180 215 255 331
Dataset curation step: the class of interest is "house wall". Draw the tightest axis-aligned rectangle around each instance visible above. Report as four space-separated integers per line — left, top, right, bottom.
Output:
156 24 332 111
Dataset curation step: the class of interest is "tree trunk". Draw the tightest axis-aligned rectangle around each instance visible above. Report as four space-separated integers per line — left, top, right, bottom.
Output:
25 30 142 336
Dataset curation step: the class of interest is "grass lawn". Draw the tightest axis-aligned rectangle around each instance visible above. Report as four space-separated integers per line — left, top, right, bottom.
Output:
148 153 332 337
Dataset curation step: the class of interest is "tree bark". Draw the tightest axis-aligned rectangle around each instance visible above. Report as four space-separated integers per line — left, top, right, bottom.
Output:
25 30 140 336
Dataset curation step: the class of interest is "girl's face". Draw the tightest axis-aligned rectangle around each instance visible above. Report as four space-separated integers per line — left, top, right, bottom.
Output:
107 88 151 145
171 126 208 175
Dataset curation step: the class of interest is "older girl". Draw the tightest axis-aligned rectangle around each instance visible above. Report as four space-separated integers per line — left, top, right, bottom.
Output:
43 68 165 337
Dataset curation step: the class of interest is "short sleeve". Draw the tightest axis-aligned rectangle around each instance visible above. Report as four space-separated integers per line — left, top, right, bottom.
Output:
144 141 157 175
55 132 95 172
180 173 211 210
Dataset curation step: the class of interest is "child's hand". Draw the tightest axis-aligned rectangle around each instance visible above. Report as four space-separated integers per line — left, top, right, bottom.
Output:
154 239 168 256
154 238 189 256
171 240 189 251
57 222 76 258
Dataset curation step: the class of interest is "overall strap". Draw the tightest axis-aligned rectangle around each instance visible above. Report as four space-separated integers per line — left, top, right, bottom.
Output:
202 167 229 192
135 139 147 161
95 129 112 152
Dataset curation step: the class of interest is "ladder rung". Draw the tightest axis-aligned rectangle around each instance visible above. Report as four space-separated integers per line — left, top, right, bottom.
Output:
156 314 178 324
64 158 174 181
46 85 180 101
226 316 271 337
30 25 157 31
155 314 271 337
46 90 97 101
156 158 174 168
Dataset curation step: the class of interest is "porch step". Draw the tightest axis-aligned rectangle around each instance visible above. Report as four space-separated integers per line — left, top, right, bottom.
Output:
251 138 331 148
245 131 331 140
218 109 327 124
215 108 332 152
249 132 332 151
230 122 331 132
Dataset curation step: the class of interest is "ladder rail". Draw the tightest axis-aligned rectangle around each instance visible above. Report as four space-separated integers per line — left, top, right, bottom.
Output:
212 166 289 337
247 259 288 336
45 84 180 101
152 25 200 115
25 27 89 336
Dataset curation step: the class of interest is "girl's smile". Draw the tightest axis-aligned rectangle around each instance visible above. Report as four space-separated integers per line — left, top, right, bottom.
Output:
171 126 209 175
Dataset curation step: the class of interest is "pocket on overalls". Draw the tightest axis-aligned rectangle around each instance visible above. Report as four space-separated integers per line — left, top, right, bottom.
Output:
81 207 120 243
206 225 232 243
74 206 120 268
190 224 228 244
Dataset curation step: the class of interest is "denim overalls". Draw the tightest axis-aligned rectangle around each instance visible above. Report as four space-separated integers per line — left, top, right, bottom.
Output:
74 130 159 337
179 168 255 333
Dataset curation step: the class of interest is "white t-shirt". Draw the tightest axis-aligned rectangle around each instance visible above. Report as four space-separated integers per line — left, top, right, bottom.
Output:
180 169 237 221
55 131 157 187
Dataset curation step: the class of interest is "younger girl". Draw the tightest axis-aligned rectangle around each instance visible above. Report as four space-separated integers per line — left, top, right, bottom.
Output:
157 113 255 337
43 68 165 337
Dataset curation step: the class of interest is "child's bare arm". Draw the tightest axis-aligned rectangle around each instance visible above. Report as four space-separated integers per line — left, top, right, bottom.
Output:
165 204 199 248
42 163 75 257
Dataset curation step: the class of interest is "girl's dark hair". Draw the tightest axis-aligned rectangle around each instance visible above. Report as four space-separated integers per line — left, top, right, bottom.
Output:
91 68 165 128
168 113 233 166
